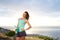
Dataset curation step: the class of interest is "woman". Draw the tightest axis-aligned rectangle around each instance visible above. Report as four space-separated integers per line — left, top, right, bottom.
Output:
16 11 31 40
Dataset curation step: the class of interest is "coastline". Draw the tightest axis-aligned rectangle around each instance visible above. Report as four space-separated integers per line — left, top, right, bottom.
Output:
0 32 57 40
0 27 58 40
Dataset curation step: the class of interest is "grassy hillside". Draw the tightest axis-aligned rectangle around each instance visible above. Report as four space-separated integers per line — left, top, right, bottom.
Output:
0 32 57 40
0 27 57 40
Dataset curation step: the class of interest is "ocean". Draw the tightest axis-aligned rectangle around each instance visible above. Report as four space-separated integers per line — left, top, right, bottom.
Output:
30 27 60 40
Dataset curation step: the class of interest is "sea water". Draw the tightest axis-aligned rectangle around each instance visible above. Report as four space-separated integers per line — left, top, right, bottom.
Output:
30 27 60 40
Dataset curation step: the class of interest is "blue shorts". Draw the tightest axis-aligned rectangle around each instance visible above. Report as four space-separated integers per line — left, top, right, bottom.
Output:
16 31 26 37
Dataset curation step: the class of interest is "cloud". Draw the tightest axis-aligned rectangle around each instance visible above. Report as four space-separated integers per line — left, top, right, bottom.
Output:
0 0 60 17
0 0 32 17
31 0 60 17
0 0 60 27
0 7 16 17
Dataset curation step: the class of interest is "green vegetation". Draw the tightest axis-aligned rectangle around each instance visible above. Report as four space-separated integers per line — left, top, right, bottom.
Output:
5 31 16 37
4 30 56 40
0 27 57 40
26 35 57 40
38 35 55 40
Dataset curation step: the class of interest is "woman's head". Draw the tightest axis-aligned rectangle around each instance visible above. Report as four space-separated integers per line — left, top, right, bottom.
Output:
23 11 29 20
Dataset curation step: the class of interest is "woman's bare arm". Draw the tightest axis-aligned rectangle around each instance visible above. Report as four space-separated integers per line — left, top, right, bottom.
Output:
21 20 32 31
25 20 32 30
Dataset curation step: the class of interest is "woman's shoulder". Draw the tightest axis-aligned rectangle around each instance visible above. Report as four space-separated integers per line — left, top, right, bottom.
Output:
18 18 24 20
18 18 22 20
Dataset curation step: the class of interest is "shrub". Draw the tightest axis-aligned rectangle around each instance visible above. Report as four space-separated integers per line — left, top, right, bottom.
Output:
38 36 53 40
5 31 16 37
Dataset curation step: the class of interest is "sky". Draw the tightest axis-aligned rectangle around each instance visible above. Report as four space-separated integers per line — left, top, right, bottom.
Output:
0 0 60 31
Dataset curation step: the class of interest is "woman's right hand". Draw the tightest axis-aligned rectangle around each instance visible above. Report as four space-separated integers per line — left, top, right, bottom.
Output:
21 28 26 31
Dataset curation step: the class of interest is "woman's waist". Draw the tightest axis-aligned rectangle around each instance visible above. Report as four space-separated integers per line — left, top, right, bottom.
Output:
17 26 24 28
16 28 25 32
17 27 24 30
18 25 25 27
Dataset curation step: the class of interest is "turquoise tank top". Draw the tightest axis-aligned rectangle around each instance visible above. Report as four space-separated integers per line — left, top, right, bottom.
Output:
16 18 26 33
